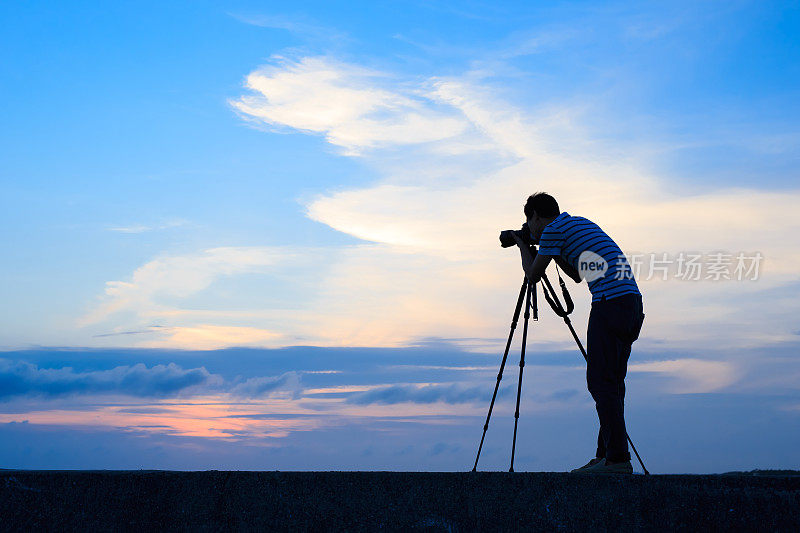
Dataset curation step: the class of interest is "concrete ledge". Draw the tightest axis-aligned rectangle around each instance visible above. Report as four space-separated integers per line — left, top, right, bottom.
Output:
2 470 799 531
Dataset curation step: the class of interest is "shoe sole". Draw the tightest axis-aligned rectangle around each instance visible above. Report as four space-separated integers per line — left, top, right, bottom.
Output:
569 460 604 473
579 466 634 474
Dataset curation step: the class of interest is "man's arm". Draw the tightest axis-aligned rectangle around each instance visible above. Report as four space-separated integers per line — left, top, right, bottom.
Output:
552 256 582 283
527 252 552 283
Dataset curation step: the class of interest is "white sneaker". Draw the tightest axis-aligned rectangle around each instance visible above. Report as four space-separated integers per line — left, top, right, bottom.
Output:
570 457 604 473
581 458 633 474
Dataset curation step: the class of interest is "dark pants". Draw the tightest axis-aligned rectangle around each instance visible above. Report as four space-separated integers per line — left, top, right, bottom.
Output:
586 293 644 463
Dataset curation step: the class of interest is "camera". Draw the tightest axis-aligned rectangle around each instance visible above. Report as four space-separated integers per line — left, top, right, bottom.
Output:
499 222 537 248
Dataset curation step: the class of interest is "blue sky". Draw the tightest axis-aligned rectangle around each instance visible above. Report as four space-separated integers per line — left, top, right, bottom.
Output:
1 1 799 472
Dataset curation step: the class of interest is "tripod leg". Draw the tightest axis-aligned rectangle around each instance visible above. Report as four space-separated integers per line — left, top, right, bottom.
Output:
509 282 533 472
625 431 650 475
472 278 528 472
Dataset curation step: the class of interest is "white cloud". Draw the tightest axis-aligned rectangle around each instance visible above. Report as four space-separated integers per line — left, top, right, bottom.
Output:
229 56 472 155
80 55 800 358
78 247 291 328
628 358 741 394
294 63 800 350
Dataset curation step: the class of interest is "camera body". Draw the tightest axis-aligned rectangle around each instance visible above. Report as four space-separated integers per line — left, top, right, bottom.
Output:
499 222 537 248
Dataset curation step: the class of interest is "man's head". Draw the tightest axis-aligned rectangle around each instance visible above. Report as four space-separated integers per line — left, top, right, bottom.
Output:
524 192 560 241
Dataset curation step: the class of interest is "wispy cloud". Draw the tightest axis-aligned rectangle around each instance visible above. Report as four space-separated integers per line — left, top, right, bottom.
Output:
78 246 290 327
229 371 302 399
229 56 475 155
347 382 497 405
139 325 284 351
107 224 153 234
107 218 190 234
91 325 285 350
628 358 741 394
227 12 349 44
92 326 169 338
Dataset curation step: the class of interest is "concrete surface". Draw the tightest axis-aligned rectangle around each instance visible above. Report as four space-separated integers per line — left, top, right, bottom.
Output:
1 470 799 531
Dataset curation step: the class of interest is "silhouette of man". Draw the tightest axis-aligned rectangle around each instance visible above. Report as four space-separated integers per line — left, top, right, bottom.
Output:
511 192 645 474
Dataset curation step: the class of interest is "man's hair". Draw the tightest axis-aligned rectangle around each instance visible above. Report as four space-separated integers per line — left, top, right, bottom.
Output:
524 192 560 219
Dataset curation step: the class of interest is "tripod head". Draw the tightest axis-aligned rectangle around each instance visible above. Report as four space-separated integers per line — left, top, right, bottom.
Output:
508 239 574 319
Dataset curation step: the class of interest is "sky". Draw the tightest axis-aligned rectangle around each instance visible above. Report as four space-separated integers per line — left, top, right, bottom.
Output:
1 0 799 473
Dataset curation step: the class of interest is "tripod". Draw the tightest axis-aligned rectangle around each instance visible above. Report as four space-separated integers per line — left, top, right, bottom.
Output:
471 270 650 475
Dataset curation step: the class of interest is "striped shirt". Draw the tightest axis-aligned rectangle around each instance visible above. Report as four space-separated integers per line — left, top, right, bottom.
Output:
537 211 640 302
